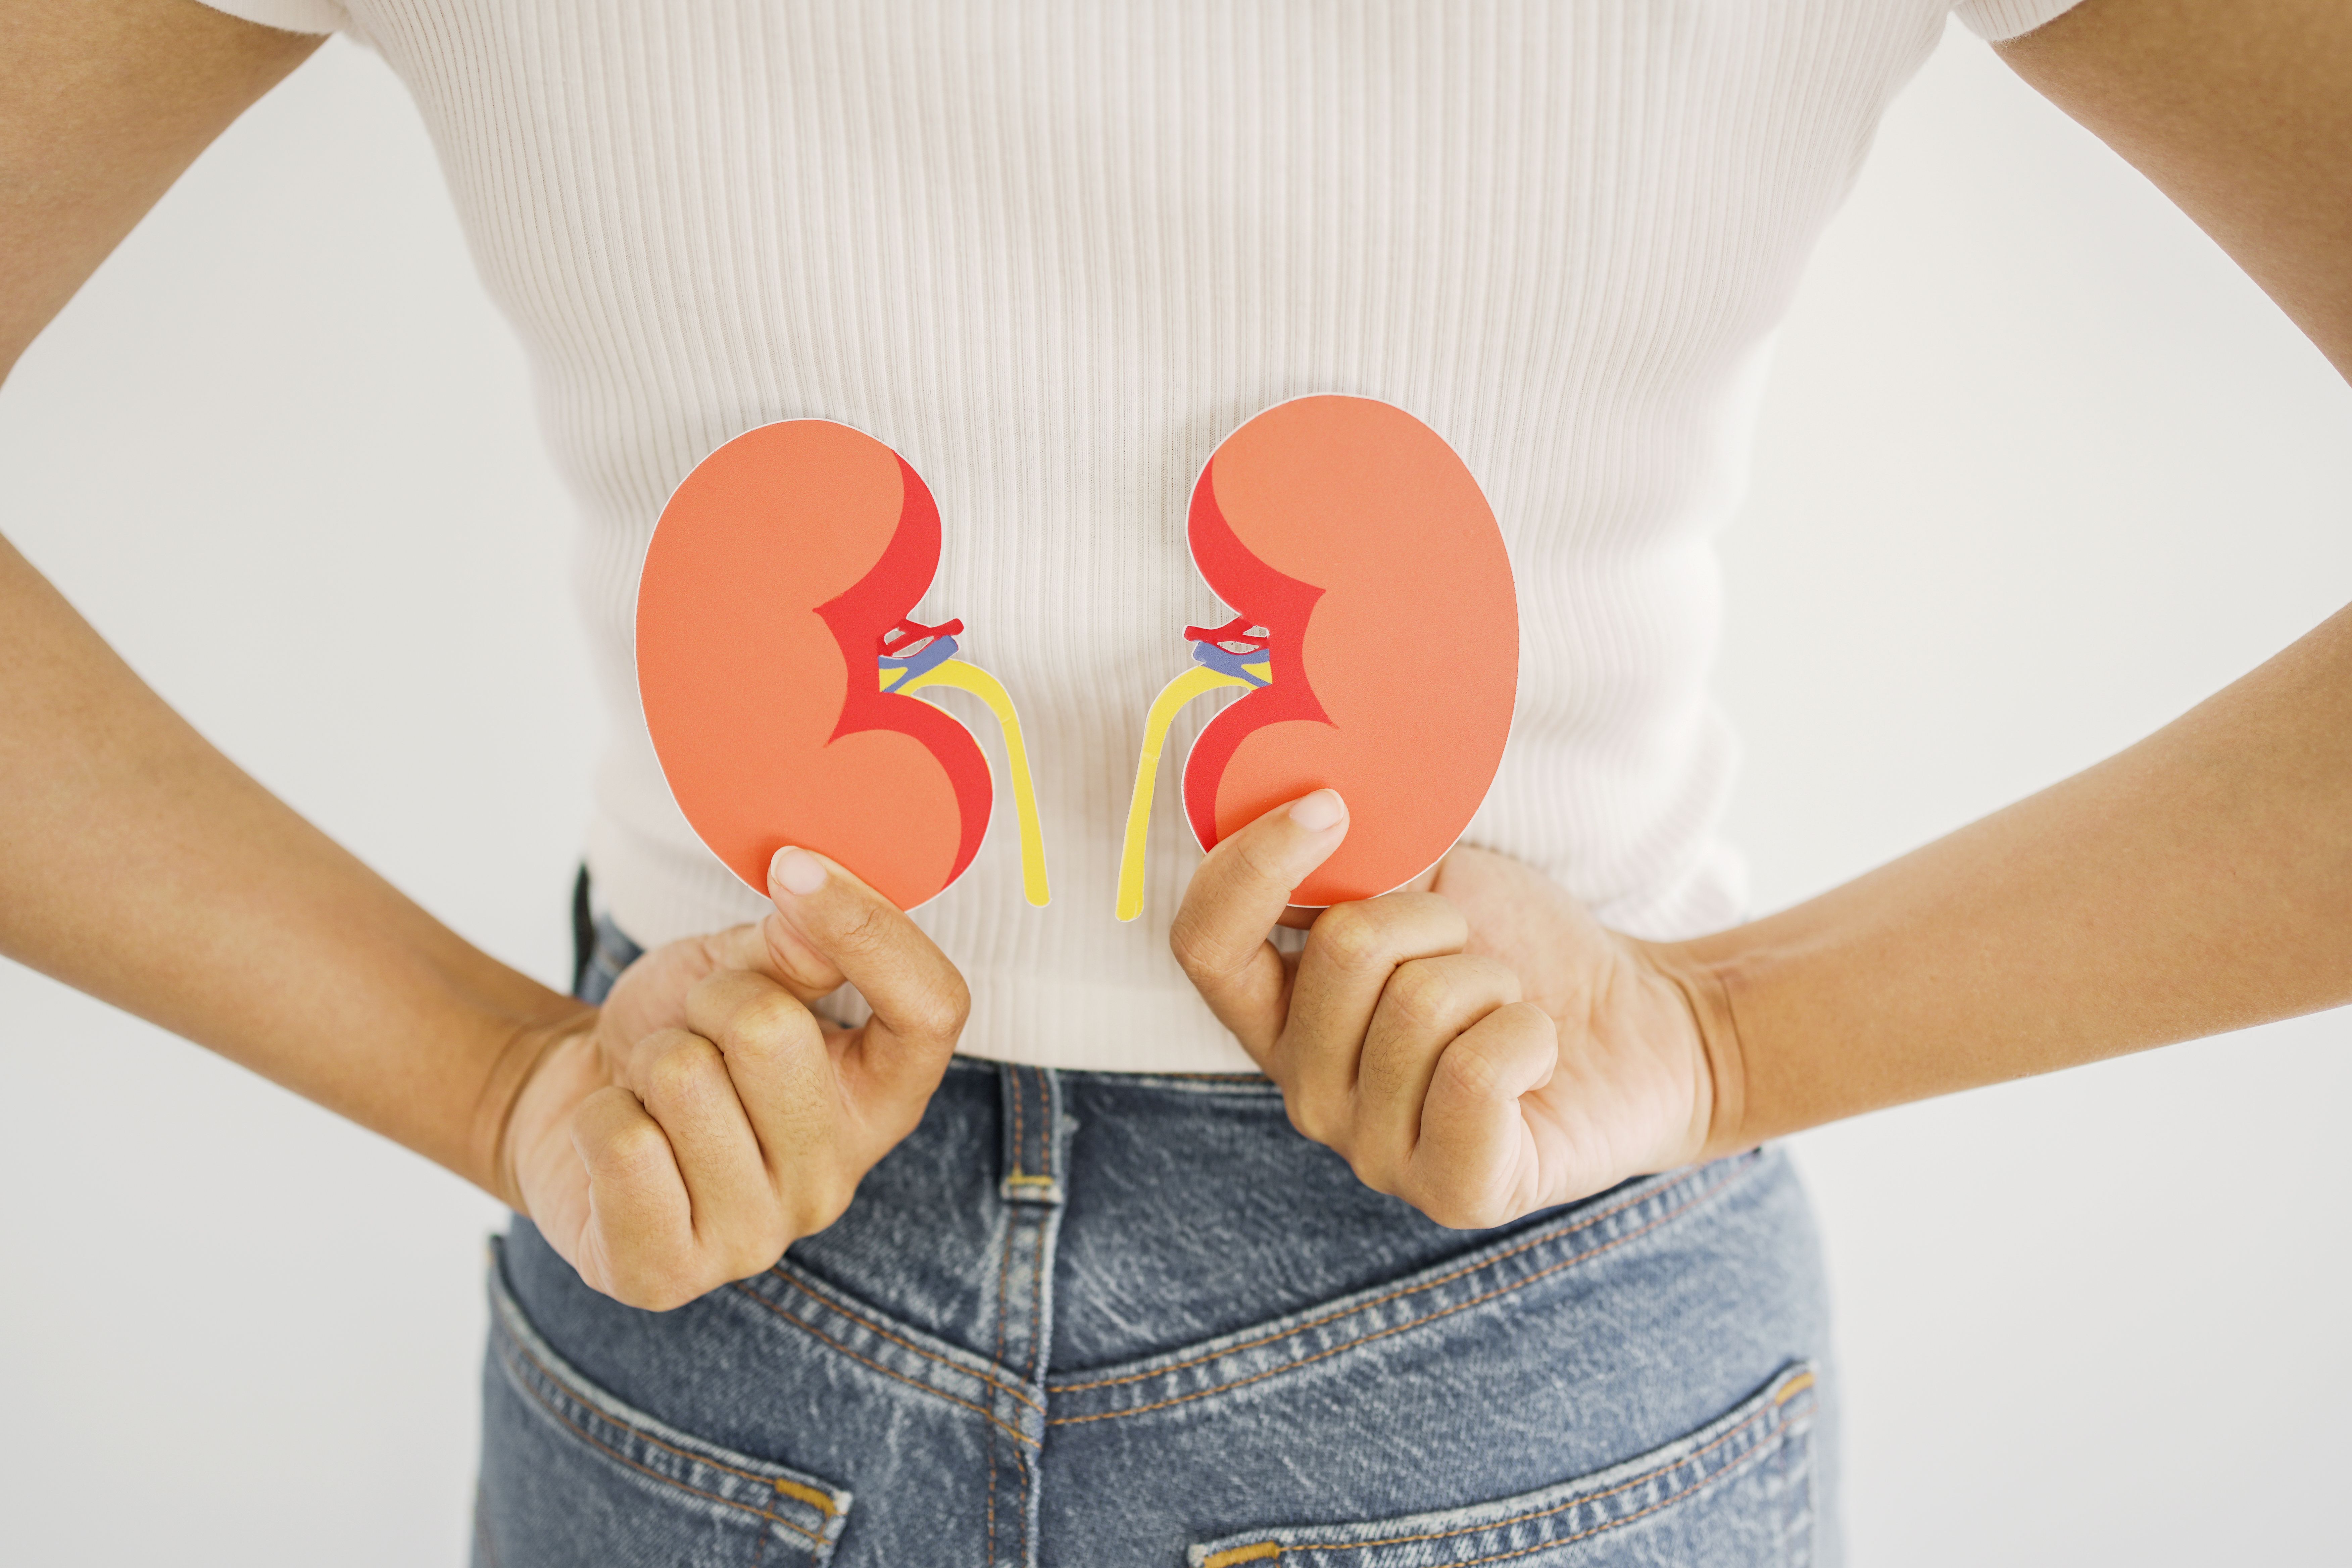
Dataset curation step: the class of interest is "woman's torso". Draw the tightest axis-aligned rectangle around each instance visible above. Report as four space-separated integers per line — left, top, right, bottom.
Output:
327 0 1959 1070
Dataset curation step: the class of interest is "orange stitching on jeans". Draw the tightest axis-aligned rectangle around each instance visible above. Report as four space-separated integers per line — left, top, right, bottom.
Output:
1021 1206 1046 1561
772 1476 835 1515
1012 1408 1037 1564
1047 1168 1743 1426
1025 1222 1047 1387
984 1067 1051 1563
496 1338 821 1546
1009 1062 1027 1181
729 1282 1040 1448
1036 1066 1058 1185
501 1327 835 1515
1775 1371 1815 1405
750 1272 1044 1414
1004 1067 1059 1190
989 1162 1016 1567
1201 1544 1281 1566
1289 1406 1797 1567
1051 1163 1731 1397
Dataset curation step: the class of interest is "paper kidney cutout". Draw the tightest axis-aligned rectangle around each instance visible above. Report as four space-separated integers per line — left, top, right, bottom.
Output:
1118 395 1517 917
637 419 1047 912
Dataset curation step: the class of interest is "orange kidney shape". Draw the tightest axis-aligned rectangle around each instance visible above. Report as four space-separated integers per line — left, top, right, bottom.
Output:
1119 396 1518 915
637 420 1047 912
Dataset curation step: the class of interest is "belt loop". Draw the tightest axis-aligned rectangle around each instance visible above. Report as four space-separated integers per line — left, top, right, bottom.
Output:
985 1063 1068 1566
997 1064 1066 1206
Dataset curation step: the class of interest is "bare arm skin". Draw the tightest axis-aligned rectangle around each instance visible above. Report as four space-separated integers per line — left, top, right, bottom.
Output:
1675 603 2352 1156
3 0 969 1308
1998 0 2352 381
1 0 578 1191
1172 0 2352 1224
1677 0 2352 1151
0 0 318 377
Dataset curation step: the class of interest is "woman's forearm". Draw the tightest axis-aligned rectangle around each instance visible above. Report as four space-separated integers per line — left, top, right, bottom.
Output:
0 8 567 1193
1671 0 2352 1153
1679 601 2352 1154
0 533 586 1196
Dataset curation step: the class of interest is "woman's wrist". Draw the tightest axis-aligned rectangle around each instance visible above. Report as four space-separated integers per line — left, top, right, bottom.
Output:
1636 935 1753 1165
468 999 597 1212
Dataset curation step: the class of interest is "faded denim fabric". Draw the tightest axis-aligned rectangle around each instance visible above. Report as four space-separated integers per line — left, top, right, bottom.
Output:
474 916 1838 1567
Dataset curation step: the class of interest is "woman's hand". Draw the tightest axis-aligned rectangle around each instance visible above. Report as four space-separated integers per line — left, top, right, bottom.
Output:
495 847 969 1310
1169 792 1735 1229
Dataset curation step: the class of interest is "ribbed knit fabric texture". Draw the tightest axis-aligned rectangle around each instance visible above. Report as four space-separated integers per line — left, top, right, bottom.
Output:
1952 0 2087 43
192 0 2078 1071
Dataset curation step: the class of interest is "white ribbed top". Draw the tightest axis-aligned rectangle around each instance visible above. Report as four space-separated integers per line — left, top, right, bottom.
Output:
201 0 2081 1072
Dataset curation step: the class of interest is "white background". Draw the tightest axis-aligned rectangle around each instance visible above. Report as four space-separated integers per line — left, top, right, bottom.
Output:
4 21 2348 1566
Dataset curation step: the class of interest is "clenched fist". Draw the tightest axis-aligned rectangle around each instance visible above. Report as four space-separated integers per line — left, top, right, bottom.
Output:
1169 790 1735 1229
494 847 968 1309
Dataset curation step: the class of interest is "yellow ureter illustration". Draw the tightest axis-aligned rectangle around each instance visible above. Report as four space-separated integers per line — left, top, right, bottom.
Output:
894 658 1051 907
1115 661 1266 922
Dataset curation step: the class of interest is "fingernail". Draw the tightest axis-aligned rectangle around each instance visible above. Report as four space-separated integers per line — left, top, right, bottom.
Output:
771 846 828 896
1288 789 1346 832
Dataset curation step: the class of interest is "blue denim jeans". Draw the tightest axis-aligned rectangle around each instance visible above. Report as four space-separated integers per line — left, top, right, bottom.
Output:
475 917 1838 1566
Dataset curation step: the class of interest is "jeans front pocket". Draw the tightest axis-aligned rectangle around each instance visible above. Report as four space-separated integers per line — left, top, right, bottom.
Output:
1185 1362 1818 1568
477 1249 855 1568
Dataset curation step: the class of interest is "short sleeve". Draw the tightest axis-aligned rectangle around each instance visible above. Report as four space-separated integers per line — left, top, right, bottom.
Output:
190 0 348 34
1951 0 2089 42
